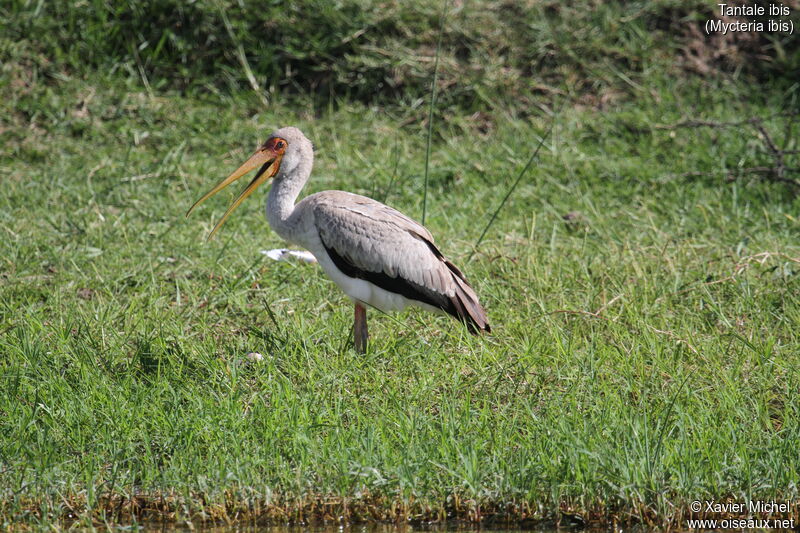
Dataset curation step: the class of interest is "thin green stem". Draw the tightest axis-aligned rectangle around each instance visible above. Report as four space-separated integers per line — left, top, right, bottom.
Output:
422 0 449 226
468 119 555 262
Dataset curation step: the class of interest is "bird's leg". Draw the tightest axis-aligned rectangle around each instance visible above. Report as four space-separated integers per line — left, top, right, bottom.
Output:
354 302 368 354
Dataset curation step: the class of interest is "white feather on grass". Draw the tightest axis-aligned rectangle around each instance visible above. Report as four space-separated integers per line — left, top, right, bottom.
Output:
261 248 318 264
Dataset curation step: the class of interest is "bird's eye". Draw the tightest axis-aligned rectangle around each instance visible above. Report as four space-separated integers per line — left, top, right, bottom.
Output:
275 140 285 150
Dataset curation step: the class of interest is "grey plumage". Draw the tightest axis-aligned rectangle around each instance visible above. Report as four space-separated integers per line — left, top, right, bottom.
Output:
303 190 490 333
189 126 490 353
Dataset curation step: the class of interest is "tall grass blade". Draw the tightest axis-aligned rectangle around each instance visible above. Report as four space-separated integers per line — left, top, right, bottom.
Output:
422 0 449 225
649 373 691 485
468 119 555 262
220 9 269 107
382 138 401 203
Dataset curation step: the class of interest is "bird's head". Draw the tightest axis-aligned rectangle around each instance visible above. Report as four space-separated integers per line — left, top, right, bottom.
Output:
186 126 312 239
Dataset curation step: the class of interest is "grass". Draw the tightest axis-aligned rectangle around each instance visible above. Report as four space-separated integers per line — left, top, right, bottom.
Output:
4 0 797 109
2 72 799 528
2 0 800 529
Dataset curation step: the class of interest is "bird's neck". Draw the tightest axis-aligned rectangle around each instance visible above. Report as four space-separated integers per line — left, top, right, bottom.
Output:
266 160 311 242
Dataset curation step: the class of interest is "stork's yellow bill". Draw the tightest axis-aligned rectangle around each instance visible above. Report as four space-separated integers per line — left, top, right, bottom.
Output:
186 137 287 240
186 127 489 354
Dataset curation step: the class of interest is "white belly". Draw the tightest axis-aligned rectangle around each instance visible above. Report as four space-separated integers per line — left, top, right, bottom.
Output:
297 241 439 314
318 250 434 312
282 226 443 315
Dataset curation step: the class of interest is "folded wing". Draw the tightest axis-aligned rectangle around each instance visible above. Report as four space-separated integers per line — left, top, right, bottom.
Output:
308 191 490 333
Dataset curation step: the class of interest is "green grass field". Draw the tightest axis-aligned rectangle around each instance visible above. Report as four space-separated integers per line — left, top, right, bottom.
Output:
2 0 800 529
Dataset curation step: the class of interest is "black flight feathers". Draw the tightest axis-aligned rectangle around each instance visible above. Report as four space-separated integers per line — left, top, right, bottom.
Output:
322 233 491 334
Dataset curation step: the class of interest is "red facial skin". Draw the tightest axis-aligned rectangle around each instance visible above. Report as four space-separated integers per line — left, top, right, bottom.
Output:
262 137 287 155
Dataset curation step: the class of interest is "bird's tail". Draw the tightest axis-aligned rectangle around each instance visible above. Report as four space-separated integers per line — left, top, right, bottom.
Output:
444 259 491 334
